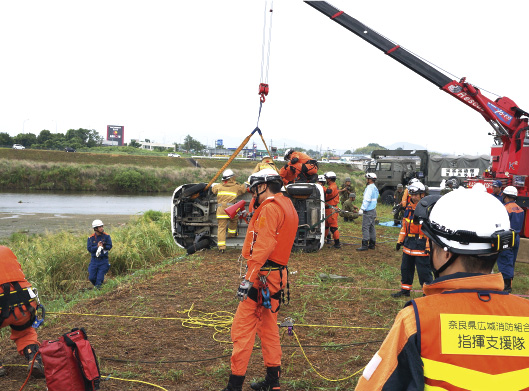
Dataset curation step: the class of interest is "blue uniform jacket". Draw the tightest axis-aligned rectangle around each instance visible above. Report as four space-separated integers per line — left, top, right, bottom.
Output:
361 183 379 211
87 232 113 262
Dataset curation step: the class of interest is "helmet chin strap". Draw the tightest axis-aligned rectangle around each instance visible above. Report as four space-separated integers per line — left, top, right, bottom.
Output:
430 248 459 279
252 184 268 209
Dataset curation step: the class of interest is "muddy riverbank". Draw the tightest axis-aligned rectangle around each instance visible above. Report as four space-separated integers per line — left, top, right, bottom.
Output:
0 212 136 240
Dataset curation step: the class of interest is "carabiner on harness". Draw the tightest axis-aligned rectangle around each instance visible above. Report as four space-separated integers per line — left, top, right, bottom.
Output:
260 275 272 309
32 304 45 329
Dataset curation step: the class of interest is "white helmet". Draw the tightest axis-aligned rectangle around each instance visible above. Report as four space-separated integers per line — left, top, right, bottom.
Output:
409 178 419 185
415 189 513 255
324 171 336 180
222 169 235 181
408 182 425 194
284 148 295 161
92 219 104 228
248 168 282 192
471 182 487 192
366 172 377 180
503 186 518 197
318 174 326 183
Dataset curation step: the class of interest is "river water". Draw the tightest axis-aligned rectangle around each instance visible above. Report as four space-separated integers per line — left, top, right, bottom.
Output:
0 191 173 239
0 191 172 215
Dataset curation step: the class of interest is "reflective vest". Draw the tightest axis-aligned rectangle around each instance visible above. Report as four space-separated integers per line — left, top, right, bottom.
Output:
398 201 429 256
413 287 529 390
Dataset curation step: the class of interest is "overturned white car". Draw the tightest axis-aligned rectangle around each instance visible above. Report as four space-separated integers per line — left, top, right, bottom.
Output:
171 182 325 254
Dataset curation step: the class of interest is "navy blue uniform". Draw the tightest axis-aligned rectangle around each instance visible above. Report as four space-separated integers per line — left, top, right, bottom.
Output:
87 232 112 287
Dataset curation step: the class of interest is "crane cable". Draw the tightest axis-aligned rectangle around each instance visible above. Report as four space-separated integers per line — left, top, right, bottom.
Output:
255 0 276 166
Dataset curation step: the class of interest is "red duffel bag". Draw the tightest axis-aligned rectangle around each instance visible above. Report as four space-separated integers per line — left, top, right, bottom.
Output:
39 328 101 391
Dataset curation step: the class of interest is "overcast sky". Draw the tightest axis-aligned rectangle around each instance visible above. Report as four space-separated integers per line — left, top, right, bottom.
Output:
1 0 527 155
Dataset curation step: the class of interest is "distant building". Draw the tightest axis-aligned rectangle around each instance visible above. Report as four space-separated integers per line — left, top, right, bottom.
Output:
131 139 176 151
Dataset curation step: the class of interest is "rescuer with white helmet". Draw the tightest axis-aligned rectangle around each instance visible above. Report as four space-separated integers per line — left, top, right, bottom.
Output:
317 174 326 186
356 188 529 391
392 181 432 298
211 168 247 252
496 185 524 293
87 218 112 289
223 168 298 391
357 172 379 251
324 171 341 249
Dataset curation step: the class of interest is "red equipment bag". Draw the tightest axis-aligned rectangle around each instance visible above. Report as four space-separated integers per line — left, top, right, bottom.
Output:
39 328 101 391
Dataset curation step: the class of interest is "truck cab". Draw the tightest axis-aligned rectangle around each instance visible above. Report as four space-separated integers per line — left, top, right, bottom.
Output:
370 157 419 204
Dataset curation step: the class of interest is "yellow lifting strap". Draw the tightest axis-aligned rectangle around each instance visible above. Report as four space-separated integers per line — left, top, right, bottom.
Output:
200 127 276 195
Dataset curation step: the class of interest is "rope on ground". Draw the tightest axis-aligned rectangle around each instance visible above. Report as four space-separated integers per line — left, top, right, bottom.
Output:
104 376 169 390
292 329 366 382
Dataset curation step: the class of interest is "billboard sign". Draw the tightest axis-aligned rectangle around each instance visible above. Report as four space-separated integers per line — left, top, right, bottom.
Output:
107 125 124 146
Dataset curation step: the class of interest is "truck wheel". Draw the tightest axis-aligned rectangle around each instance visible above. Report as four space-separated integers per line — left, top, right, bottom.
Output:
380 190 395 205
448 176 461 188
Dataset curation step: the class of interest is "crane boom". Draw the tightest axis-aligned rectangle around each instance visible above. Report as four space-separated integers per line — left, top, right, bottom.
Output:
305 1 529 235
304 1 452 88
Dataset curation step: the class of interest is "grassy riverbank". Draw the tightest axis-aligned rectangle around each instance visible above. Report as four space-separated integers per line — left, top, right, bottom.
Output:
6 211 182 297
0 149 363 192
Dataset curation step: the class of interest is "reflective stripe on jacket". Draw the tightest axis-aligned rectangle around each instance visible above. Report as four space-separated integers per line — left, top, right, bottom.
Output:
398 201 429 256
355 273 529 391
211 178 247 218
415 274 529 390
242 193 298 284
361 183 379 211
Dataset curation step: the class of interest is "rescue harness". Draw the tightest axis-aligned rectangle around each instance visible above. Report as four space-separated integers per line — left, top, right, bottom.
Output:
248 260 290 313
0 282 42 331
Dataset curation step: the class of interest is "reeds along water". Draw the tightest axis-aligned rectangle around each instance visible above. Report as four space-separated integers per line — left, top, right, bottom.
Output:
7 211 181 297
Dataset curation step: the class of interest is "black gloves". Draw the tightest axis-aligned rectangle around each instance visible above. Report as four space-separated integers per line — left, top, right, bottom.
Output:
396 243 402 251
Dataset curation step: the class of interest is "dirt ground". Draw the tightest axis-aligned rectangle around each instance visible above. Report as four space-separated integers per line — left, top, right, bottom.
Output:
0 221 410 391
0 213 134 240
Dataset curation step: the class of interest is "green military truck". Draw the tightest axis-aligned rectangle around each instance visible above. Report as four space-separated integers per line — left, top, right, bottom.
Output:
368 150 491 204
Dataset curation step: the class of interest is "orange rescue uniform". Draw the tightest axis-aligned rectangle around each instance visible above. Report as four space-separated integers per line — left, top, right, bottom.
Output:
0 246 39 355
355 273 529 390
230 193 298 376
324 181 340 240
279 151 317 185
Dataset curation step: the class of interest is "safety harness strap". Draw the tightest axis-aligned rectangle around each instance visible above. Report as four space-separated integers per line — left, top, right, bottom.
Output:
0 282 36 330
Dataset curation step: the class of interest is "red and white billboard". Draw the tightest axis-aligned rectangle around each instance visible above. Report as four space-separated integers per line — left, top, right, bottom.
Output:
107 125 124 146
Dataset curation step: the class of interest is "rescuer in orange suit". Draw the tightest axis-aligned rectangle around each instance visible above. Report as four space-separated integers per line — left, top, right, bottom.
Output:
392 182 433 298
355 189 529 391
222 169 299 391
279 148 318 185
400 178 419 208
324 171 341 249
211 169 247 252
0 246 44 378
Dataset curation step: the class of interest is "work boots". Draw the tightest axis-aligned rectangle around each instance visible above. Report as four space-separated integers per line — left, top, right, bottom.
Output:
0 361 6 377
22 344 45 378
504 278 512 293
333 239 342 249
368 240 376 249
356 240 369 251
222 374 245 391
250 366 281 391
391 290 411 298
326 234 333 244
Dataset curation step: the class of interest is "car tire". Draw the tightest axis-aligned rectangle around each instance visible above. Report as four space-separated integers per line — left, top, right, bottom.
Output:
381 189 395 205
182 183 207 198
285 184 314 196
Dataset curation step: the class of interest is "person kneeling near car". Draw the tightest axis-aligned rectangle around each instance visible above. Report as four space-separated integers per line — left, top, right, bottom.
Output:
0 246 44 378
